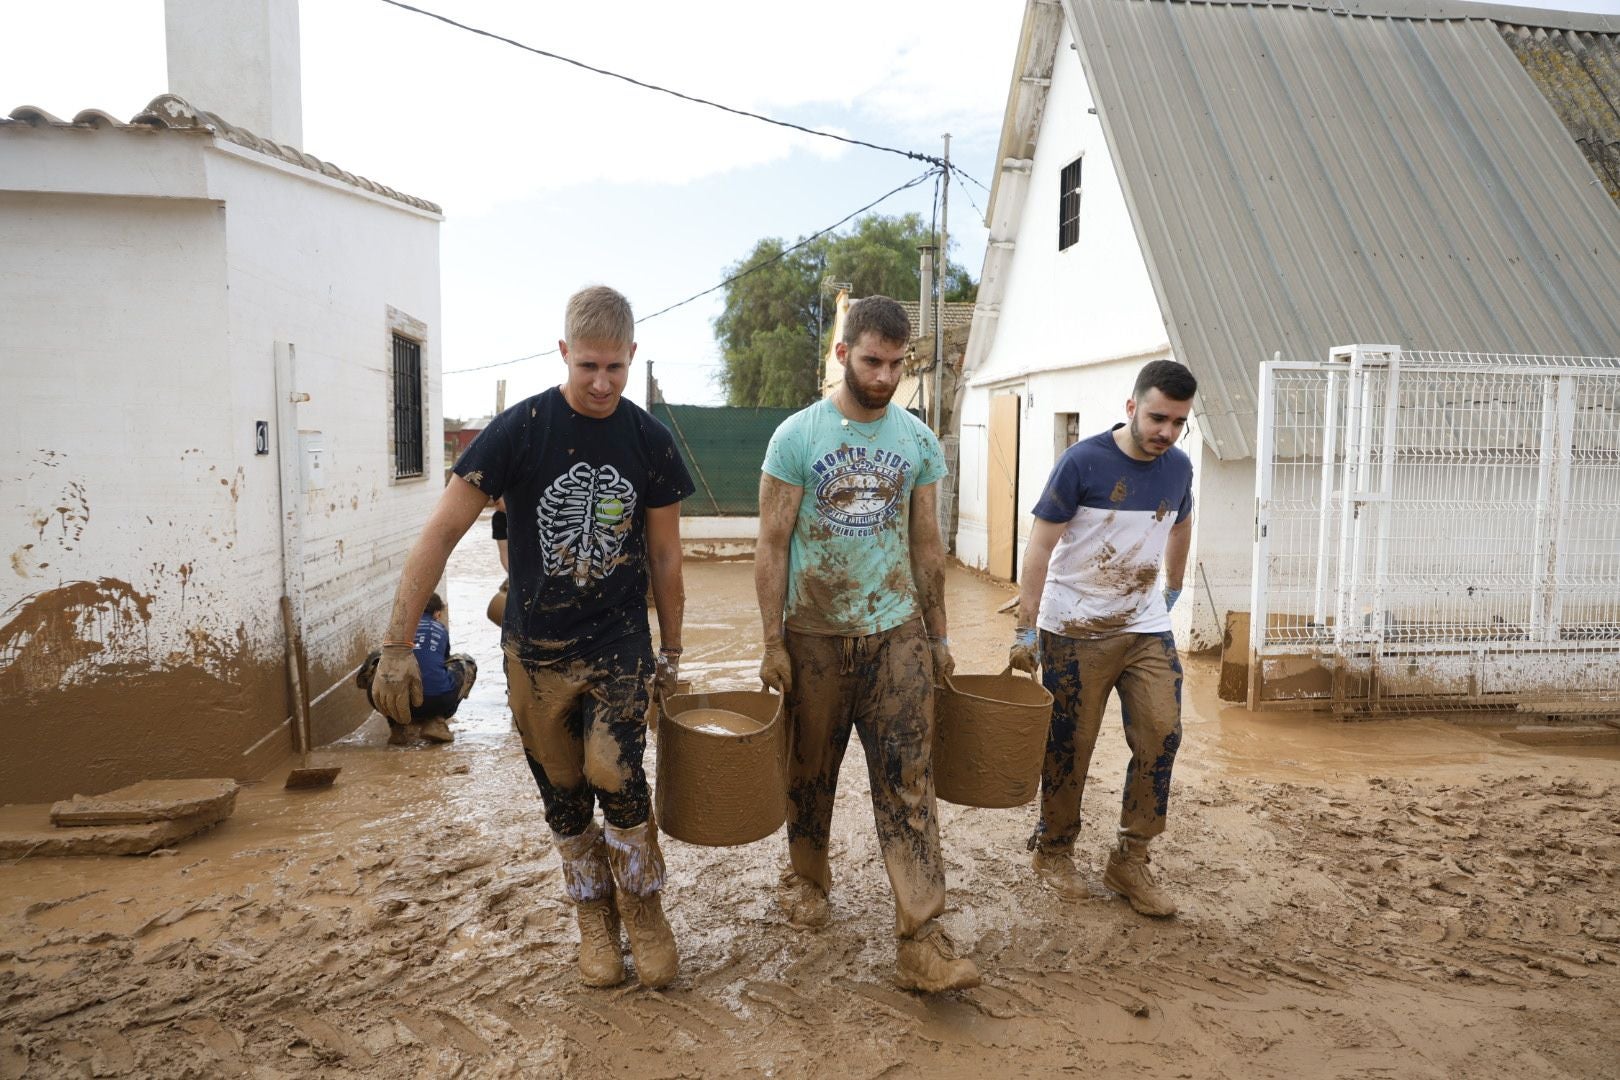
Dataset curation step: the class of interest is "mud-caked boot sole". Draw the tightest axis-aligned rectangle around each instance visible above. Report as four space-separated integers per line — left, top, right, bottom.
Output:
386 723 414 746
417 718 454 744
779 874 830 930
894 925 982 994
1103 851 1178 918
575 898 627 987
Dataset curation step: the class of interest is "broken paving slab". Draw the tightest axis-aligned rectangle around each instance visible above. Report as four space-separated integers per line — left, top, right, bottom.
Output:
0 798 234 857
49 778 240 827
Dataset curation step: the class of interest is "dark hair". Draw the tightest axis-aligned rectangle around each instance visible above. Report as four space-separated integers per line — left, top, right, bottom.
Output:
423 592 446 617
1133 359 1197 402
842 295 911 347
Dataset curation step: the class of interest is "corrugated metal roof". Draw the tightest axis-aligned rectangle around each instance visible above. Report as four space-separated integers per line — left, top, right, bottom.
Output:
1068 0 1620 459
1 95 441 214
1498 23 1620 206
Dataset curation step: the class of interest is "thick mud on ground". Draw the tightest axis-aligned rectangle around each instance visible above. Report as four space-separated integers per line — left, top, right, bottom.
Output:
3 522 1618 1078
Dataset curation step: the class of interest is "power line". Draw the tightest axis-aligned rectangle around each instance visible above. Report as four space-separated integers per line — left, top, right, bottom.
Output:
949 164 986 224
950 163 991 192
443 167 941 375
376 0 943 168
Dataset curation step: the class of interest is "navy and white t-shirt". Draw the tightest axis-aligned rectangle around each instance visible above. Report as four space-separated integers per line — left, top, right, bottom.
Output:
453 388 695 663
1032 426 1193 639
413 614 454 697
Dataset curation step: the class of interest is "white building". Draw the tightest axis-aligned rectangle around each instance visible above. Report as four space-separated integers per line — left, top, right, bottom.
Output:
0 0 443 802
956 0 1620 653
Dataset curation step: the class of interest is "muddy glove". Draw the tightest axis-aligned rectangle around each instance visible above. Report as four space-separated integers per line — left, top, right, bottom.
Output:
654 649 681 699
759 638 793 694
372 642 423 724
1163 587 1182 612
929 636 955 681
1009 626 1040 674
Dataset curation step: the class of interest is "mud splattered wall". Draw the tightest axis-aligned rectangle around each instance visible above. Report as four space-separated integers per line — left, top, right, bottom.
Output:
1 126 441 803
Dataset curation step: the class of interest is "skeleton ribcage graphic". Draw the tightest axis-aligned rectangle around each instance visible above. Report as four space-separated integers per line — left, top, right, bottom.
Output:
537 462 638 587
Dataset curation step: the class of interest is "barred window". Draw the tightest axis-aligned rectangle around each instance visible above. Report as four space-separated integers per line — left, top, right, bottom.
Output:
392 334 424 478
1058 156 1083 251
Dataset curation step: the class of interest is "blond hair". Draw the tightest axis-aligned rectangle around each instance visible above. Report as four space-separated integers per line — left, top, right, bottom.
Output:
565 285 635 348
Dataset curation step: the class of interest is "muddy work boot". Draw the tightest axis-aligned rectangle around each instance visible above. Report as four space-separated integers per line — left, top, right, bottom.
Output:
417 718 454 744
386 721 414 746
895 920 981 994
605 820 678 989
555 825 625 987
778 871 830 929
1031 849 1090 899
1103 835 1177 918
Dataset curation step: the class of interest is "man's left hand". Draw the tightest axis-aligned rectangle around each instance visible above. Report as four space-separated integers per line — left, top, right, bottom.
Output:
929 636 955 681
654 650 680 698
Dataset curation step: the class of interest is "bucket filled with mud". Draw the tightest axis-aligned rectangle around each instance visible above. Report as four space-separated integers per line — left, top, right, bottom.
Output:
655 690 787 846
933 667 1053 808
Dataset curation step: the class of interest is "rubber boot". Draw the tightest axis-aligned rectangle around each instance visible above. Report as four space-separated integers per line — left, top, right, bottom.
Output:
604 819 678 989
895 919 981 993
779 870 830 929
386 721 414 746
555 825 625 987
1031 849 1090 899
1103 834 1177 918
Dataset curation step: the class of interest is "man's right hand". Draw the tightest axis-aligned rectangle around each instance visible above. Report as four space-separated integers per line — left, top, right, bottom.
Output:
372 643 423 724
1009 626 1040 674
759 638 793 694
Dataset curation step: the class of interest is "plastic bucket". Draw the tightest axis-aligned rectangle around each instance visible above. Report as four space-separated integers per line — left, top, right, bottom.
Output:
655 690 787 846
933 667 1053 808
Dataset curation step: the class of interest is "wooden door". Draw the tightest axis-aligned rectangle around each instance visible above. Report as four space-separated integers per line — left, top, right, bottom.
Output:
986 393 1021 581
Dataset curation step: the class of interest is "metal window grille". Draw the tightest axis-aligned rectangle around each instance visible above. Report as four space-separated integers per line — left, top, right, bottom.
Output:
1250 345 1620 713
1058 157 1082 251
393 334 424 479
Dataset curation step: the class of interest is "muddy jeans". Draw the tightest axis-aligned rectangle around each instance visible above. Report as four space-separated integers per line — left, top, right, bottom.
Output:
1030 630 1184 853
784 619 946 938
504 639 653 837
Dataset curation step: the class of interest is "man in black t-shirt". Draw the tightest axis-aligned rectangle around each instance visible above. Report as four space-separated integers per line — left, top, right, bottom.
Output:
371 286 694 989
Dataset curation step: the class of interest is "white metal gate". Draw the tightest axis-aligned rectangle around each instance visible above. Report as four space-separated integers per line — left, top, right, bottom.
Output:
1249 345 1620 712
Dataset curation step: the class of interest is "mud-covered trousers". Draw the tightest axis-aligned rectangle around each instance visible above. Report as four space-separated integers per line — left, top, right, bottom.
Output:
504 637 653 838
1030 630 1183 853
784 618 946 938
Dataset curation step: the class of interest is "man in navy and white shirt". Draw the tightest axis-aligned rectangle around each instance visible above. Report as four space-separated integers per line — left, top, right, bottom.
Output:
1010 360 1197 918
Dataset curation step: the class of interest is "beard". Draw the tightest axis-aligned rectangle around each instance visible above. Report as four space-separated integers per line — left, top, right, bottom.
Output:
844 361 896 411
1130 413 1174 457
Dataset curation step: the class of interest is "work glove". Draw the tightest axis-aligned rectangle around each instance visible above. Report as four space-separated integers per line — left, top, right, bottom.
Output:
1009 626 1040 674
372 642 423 725
654 649 681 699
1163 587 1182 612
929 636 955 681
759 638 793 694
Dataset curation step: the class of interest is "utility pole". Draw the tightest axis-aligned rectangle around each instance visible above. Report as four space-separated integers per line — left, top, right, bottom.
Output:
932 133 950 434
495 379 506 414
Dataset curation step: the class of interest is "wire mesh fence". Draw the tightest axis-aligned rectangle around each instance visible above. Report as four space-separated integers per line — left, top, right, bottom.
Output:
651 403 797 516
1252 346 1620 712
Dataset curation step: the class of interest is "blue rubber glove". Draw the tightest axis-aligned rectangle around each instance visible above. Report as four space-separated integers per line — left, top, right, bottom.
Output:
1163 587 1182 612
1009 626 1040 673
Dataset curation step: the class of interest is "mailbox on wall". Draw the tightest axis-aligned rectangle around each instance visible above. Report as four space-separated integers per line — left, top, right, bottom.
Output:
299 431 326 492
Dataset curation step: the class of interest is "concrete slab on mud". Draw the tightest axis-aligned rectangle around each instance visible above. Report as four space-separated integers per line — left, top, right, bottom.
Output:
0 801 234 857
49 779 240 827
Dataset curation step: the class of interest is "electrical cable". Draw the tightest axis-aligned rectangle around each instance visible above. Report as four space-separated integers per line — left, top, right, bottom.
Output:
949 164 986 224
376 0 943 168
443 167 941 375
950 163 990 192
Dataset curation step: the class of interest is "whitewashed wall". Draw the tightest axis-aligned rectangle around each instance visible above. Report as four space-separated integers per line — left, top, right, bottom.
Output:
0 124 440 800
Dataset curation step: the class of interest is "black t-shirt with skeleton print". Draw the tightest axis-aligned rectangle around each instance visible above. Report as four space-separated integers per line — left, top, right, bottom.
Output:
453 388 694 664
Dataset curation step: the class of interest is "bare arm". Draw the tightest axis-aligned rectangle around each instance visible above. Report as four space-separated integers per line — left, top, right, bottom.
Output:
1164 516 1193 591
1016 517 1069 629
908 481 948 640
646 502 685 650
497 538 509 573
754 473 803 641
384 475 489 640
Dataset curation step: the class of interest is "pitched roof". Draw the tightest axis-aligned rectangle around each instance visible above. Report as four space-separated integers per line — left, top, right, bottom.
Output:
1060 0 1620 459
897 299 977 336
2 94 440 214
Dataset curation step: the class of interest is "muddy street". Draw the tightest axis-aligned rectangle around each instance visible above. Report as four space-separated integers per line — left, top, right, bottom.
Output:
2 522 1618 1078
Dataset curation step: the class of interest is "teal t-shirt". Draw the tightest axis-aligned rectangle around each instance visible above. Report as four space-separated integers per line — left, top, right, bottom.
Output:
762 399 947 637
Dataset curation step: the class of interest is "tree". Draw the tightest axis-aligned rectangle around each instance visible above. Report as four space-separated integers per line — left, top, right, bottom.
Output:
714 212 976 408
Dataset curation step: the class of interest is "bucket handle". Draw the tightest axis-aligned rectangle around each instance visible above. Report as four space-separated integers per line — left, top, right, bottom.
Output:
942 665 1042 695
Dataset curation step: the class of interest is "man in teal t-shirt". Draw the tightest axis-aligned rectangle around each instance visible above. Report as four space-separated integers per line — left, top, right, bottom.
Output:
755 295 980 994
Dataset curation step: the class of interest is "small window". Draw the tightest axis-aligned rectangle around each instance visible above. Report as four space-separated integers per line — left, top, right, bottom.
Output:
1058 156 1083 251
392 334 424 478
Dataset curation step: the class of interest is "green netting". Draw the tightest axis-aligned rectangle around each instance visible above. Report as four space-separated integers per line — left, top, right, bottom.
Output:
651 403 799 516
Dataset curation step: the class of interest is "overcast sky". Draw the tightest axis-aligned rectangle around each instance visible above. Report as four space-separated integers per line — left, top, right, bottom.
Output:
5 0 1616 418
